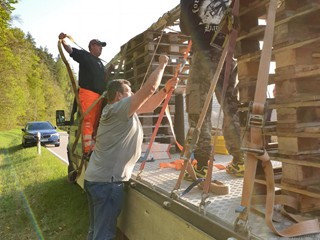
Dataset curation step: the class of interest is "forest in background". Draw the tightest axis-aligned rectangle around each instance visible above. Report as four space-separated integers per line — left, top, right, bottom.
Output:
0 0 73 130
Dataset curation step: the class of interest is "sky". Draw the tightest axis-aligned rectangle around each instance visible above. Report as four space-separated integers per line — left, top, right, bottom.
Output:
11 0 180 65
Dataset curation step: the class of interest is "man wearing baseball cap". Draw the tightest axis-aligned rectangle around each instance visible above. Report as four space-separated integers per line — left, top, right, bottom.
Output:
58 32 109 154
88 39 106 48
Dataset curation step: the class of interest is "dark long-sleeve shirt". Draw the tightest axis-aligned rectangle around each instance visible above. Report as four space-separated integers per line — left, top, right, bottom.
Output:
70 48 106 95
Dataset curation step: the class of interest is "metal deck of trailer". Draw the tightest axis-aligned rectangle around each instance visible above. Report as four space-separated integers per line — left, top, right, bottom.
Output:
117 153 320 240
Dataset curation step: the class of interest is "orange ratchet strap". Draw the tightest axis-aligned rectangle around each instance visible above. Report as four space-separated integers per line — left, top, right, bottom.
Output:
136 40 192 179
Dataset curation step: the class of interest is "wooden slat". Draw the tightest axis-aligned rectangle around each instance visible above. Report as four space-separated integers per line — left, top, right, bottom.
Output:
254 178 320 199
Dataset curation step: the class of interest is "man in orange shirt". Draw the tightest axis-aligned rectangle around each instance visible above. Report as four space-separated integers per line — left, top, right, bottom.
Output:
59 33 110 154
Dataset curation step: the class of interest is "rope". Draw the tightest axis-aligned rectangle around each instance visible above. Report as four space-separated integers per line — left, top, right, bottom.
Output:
58 38 85 180
65 35 108 63
139 26 167 89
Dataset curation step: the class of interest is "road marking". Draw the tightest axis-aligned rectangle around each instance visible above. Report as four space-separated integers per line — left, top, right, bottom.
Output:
47 148 68 165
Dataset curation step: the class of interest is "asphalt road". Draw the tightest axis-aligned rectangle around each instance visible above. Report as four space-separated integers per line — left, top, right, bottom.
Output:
46 131 68 165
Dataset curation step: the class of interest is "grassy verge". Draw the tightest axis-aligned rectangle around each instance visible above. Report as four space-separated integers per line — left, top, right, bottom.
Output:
0 129 88 240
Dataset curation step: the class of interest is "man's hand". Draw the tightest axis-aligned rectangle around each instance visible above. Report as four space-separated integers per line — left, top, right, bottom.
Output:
58 32 67 40
58 33 73 54
165 77 178 93
159 54 169 65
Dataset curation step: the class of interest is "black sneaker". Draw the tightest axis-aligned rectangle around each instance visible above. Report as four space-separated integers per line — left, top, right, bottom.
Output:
184 171 194 181
226 161 245 177
194 165 208 178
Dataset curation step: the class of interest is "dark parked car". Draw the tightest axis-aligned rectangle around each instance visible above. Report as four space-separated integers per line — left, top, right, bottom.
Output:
22 121 60 147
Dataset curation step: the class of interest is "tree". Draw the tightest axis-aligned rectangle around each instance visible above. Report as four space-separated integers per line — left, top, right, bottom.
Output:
0 0 18 44
0 0 74 130
0 28 73 129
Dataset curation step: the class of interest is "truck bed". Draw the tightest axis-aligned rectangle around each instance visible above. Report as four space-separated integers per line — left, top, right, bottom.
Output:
119 153 320 240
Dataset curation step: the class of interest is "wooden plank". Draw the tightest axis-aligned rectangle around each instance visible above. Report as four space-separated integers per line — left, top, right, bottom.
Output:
277 136 320 155
238 1 320 42
275 42 320 69
237 60 260 78
236 2 320 57
272 154 320 168
276 106 320 131
277 123 320 134
281 185 320 213
238 36 320 64
239 0 269 16
274 20 317 47
282 163 320 186
254 178 320 199
274 64 320 82
238 81 256 103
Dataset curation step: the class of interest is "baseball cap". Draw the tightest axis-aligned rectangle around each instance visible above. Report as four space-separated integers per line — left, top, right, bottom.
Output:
88 39 107 48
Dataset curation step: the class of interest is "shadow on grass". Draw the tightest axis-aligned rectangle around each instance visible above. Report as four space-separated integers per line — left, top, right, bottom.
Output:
0 175 89 239
0 144 24 154
0 145 36 171
26 176 89 238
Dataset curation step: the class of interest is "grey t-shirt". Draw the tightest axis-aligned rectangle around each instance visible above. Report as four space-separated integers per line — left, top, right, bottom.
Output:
84 97 143 182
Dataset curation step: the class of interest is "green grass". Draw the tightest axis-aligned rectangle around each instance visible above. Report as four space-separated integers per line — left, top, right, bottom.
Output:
0 129 89 240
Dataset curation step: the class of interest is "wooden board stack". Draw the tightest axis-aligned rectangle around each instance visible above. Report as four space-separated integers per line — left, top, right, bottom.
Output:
110 29 191 149
237 0 320 213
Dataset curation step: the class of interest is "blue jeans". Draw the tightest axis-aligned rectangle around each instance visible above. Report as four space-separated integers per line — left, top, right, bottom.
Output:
84 180 124 240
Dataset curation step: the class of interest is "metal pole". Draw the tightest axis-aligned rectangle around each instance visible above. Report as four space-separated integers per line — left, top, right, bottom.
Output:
37 132 41 155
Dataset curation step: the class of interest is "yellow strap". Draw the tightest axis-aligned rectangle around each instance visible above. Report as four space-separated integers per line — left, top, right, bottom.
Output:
57 39 85 179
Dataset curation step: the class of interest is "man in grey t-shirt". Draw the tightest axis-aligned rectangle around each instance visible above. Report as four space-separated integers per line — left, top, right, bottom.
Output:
84 54 178 240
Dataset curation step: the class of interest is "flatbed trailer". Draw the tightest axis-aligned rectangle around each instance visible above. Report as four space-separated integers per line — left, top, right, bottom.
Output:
54 121 320 240
56 1 320 239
